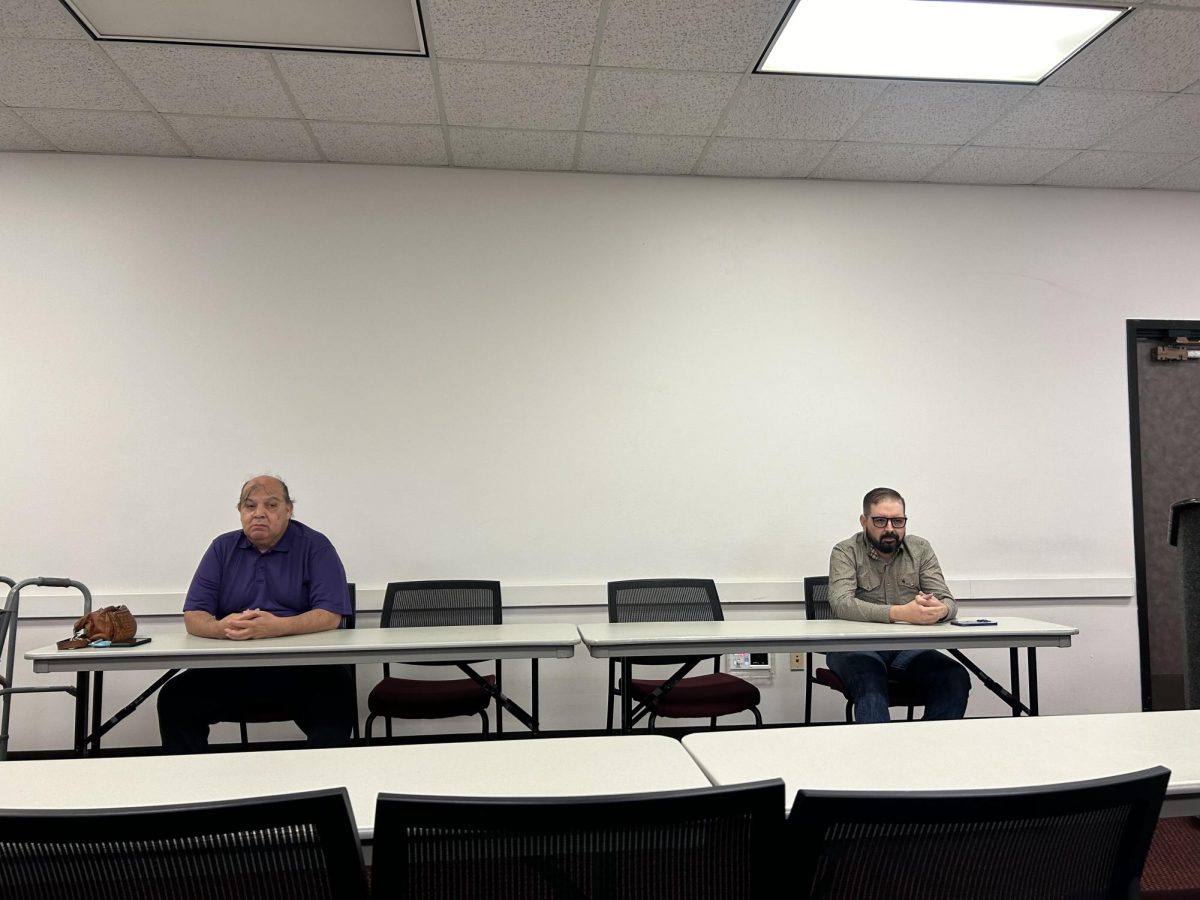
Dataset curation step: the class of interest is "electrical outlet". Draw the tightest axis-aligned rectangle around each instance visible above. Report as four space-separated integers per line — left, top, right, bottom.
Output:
790 653 805 671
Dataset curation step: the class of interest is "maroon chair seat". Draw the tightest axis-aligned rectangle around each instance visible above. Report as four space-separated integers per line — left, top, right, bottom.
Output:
627 673 761 719
365 581 503 741
607 579 765 731
368 674 495 721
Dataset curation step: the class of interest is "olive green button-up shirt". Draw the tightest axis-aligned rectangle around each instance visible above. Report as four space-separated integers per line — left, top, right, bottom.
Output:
827 532 957 624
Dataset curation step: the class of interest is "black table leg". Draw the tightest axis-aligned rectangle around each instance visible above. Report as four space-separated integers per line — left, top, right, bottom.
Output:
621 658 633 734
458 663 536 731
531 658 540 734
90 672 104 753
75 670 180 751
496 660 503 736
73 672 89 755
1028 648 1039 716
1009 648 1021 718
947 650 1032 716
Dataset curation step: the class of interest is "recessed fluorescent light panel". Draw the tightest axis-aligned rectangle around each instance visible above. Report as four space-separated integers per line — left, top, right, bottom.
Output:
758 0 1128 84
59 0 426 56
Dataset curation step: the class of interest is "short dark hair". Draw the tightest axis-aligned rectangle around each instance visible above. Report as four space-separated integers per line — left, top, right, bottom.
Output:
863 487 905 515
239 475 293 506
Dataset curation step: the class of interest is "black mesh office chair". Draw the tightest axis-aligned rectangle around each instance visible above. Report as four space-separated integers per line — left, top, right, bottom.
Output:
606 579 762 732
788 766 1169 899
803 575 925 723
372 779 785 900
0 787 369 900
236 583 359 745
365 580 502 741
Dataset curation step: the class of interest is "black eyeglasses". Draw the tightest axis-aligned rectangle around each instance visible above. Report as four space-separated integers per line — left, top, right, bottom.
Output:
870 516 907 528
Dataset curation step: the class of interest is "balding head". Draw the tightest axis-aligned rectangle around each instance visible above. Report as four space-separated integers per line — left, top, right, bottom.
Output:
237 475 293 552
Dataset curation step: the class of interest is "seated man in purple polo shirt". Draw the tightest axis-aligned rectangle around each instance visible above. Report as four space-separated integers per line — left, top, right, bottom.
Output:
157 474 357 753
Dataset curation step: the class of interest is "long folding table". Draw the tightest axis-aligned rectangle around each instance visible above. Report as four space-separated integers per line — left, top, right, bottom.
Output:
681 709 1200 816
577 617 1078 730
0 735 712 860
24 624 580 753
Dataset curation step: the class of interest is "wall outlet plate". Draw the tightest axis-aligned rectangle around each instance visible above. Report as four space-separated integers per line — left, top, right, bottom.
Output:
790 653 805 671
729 652 773 671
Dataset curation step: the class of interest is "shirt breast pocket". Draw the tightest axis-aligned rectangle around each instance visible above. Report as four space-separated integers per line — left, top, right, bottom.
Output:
855 568 883 603
899 574 920 603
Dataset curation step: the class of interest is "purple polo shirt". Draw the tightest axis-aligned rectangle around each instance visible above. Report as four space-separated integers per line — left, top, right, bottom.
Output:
184 520 350 619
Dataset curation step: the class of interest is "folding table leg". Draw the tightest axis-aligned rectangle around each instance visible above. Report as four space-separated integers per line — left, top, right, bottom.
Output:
1028 649 1039 716
1009 648 1022 717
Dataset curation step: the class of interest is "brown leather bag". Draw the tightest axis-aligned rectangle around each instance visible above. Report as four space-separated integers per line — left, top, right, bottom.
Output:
57 605 138 650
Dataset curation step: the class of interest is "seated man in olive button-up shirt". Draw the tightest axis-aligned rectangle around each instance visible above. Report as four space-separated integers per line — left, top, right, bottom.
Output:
825 487 970 723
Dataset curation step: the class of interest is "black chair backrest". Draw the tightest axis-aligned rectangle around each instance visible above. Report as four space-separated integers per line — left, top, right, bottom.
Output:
372 779 784 899
381 580 502 628
803 576 833 622
608 578 724 624
343 582 357 630
788 766 1170 900
0 787 369 900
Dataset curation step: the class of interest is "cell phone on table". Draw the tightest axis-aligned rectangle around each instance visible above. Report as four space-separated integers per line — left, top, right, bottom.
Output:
951 618 997 627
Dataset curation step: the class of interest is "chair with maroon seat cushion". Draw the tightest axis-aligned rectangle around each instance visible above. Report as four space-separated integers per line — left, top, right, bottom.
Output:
364 580 501 741
803 575 925 723
606 579 762 732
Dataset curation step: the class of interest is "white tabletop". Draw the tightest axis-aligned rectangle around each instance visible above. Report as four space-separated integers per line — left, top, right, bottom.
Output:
0 735 710 841
682 710 1200 816
26 623 581 673
578 617 1077 657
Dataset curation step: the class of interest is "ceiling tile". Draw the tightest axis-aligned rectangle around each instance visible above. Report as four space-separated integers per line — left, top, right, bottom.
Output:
439 60 587 130
1098 94 1200 154
1047 8 1200 92
845 83 1030 146
1036 150 1197 188
586 69 740 136
0 0 86 39
425 0 601 65
166 115 321 161
0 39 146 109
449 126 576 170
0 104 55 148
16 107 188 155
695 137 831 177
599 0 786 72
721 76 887 141
103 44 295 118
813 142 957 182
925 146 1079 185
273 53 438 124
577 132 706 174
974 87 1170 150
310 121 447 165
1146 157 1200 190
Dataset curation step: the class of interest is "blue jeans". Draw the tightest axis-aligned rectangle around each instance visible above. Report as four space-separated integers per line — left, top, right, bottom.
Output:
825 649 970 724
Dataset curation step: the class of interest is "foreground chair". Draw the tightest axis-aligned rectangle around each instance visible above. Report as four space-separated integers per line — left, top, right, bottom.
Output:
372 779 784 899
788 766 1169 899
0 787 369 900
803 574 925 723
365 580 502 740
607 578 762 731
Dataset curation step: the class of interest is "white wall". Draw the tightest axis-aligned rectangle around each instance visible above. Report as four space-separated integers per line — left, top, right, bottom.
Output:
3 152 1199 749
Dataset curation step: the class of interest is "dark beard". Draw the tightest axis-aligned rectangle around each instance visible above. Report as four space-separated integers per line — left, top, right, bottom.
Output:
868 532 901 554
